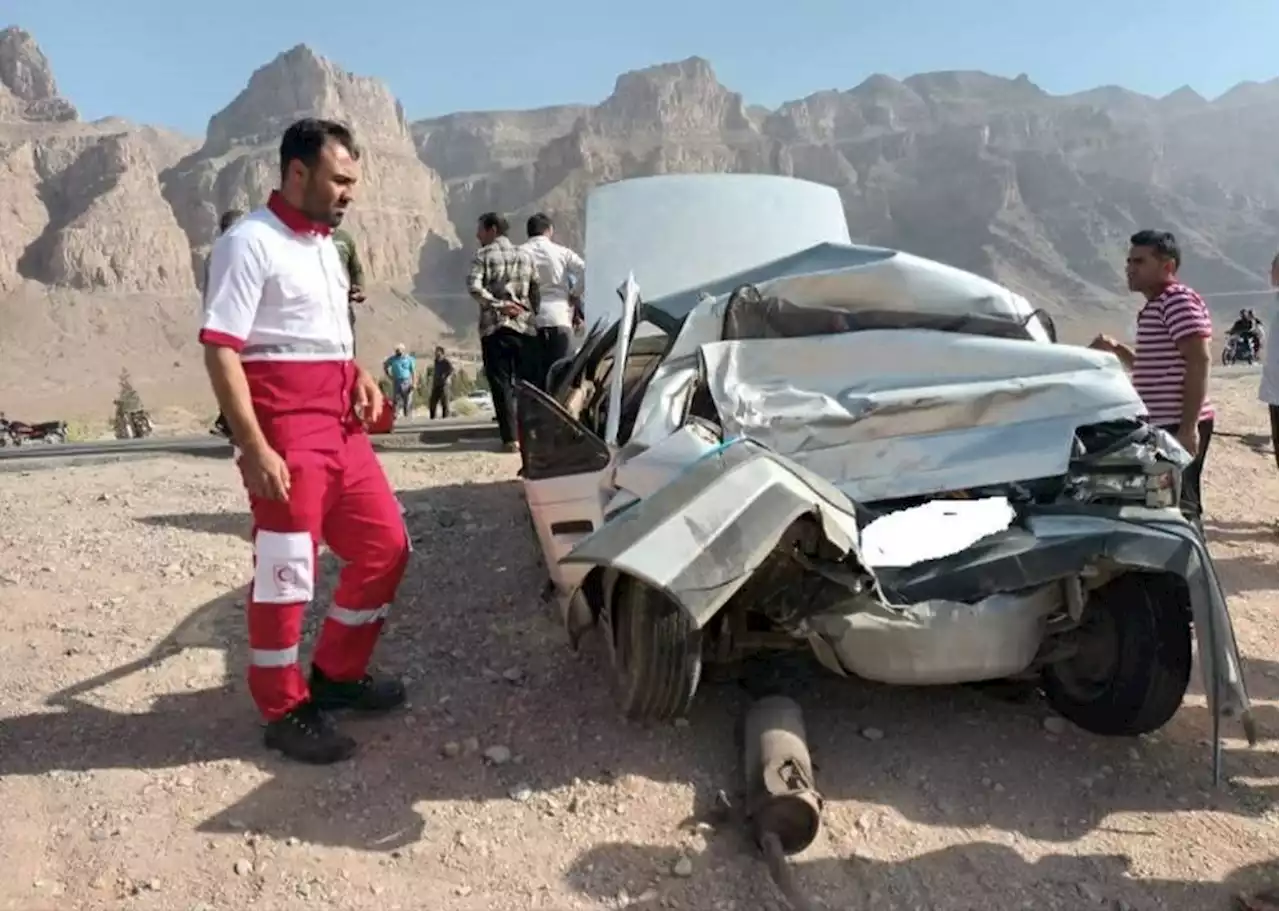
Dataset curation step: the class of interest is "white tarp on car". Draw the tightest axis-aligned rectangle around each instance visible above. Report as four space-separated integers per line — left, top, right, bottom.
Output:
582 174 851 323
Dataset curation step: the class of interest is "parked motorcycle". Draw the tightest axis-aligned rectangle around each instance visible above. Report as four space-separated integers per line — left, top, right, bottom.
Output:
0 413 68 446
1222 332 1257 366
114 409 154 440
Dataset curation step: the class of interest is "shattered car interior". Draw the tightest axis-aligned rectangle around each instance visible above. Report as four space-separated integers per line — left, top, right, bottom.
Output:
514 174 1254 779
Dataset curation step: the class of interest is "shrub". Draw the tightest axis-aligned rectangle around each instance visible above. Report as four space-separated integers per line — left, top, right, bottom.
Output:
112 370 143 424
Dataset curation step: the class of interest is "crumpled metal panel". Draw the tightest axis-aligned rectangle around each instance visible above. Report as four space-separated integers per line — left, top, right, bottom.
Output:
811 585 1064 685
647 241 1049 338
628 239 1062 453
562 438 863 630
698 330 1143 502
1025 508 1251 742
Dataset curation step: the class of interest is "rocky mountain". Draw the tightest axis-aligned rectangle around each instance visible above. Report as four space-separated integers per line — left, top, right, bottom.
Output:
162 44 457 287
0 27 458 416
0 25 1276 416
412 58 1278 335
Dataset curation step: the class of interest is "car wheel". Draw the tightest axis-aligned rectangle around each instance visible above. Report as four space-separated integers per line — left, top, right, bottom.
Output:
1042 572 1191 736
607 577 703 722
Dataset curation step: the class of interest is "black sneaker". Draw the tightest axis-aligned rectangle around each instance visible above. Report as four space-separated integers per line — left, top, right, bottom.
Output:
263 701 357 765
309 666 406 714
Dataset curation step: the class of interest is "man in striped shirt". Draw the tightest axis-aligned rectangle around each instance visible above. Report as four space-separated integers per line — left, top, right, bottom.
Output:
1091 230 1214 526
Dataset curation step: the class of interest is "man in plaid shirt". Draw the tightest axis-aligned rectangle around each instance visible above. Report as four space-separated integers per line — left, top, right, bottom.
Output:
467 212 540 451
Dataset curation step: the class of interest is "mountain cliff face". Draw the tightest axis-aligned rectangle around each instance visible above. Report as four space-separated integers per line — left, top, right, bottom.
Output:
412 58 1278 334
0 28 457 415
0 26 1276 416
0 26 195 295
161 44 457 287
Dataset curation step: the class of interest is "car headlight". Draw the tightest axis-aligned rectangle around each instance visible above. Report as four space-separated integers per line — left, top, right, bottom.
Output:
1066 468 1178 508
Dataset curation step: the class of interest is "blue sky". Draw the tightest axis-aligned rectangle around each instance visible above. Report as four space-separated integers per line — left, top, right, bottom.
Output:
6 0 1277 136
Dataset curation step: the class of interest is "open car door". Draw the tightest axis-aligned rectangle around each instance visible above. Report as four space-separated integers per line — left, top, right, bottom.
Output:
516 276 641 621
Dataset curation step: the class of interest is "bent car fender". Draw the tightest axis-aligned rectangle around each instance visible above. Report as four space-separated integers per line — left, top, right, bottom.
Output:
561 438 863 630
1026 509 1254 745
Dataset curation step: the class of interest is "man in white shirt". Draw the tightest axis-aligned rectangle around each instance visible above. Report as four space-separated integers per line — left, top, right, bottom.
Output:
521 213 585 389
202 118 408 765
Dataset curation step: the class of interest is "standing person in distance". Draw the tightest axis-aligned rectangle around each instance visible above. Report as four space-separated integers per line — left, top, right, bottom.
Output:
428 346 454 419
205 209 246 296
1091 229 1215 529
521 212 585 389
201 118 409 765
382 343 417 419
333 227 367 353
1249 252 1280 465
466 212 539 452
207 208 245 440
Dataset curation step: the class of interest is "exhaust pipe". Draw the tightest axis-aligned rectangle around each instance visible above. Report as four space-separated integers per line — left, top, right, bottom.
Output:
742 695 823 855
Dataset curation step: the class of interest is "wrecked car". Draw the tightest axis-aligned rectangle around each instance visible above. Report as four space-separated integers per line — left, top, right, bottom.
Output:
515 174 1253 768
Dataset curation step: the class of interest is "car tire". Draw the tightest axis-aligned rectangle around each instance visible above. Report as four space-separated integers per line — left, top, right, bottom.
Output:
1042 572 1192 736
607 577 702 722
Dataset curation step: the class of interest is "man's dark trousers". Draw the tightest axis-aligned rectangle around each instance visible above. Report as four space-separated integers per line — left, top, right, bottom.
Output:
536 326 574 390
428 383 449 419
481 328 531 445
1159 417 1214 531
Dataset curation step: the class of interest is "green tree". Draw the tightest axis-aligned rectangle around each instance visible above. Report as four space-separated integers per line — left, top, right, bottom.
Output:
113 369 142 421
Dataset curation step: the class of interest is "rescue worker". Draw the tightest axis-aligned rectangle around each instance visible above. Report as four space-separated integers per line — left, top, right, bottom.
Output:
201 118 410 765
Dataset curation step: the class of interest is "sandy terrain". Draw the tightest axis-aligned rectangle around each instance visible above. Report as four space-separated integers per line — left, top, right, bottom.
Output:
0 375 1275 911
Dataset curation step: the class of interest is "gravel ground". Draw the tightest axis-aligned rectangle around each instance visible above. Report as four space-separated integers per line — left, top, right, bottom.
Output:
0 376 1275 911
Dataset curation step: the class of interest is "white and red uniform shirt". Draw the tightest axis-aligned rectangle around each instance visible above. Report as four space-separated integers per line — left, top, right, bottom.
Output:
200 192 358 451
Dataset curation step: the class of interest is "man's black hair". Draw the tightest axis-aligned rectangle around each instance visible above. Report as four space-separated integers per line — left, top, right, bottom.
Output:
218 209 245 234
279 118 360 179
1130 229 1181 270
526 212 553 238
478 212 508 236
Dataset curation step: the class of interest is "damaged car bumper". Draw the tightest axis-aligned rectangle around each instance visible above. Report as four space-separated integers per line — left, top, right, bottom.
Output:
563 437 1255 767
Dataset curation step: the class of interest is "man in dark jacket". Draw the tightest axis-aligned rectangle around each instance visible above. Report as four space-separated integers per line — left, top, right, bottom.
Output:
427 347 454 419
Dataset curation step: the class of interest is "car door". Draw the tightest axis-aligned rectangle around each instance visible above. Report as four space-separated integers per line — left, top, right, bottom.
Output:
516 275 641 606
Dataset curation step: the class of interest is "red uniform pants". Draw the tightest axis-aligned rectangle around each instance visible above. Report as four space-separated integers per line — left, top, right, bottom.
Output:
244 431 409 720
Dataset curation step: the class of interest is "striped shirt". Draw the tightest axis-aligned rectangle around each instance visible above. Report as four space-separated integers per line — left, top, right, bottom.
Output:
1131 282 1214 425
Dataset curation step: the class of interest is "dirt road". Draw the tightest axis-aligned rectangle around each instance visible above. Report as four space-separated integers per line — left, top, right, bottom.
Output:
0 376 1275 911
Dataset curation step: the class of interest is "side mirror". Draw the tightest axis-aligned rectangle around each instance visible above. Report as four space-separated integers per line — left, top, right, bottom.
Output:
1029 307 1058 343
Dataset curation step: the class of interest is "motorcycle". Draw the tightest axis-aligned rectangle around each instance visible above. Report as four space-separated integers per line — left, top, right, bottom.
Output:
114 409 154 440
0 413 68 446
1221 332 1257 366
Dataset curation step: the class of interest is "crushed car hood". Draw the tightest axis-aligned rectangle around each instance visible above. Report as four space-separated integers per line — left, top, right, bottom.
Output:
629 241 1067 465
697 329 1143 502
